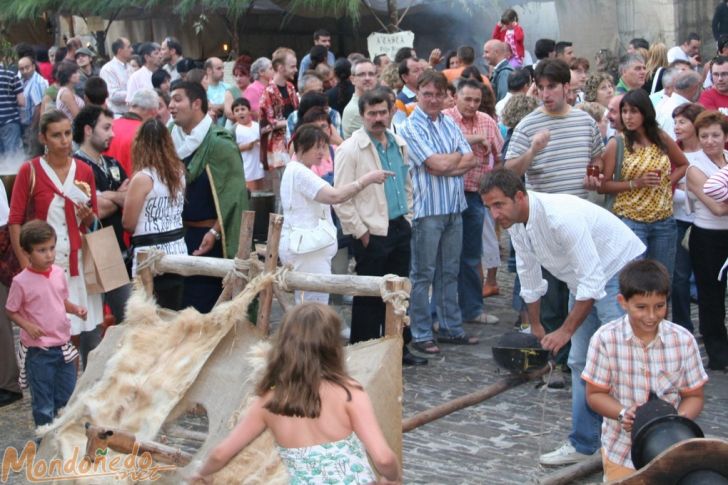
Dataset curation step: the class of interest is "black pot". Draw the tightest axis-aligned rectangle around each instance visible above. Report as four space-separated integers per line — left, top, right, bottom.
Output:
492 331 550 373
677 469 728 485
632 414 704 469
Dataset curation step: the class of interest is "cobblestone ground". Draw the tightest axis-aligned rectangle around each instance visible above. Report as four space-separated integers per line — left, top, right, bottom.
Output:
2 247 728 484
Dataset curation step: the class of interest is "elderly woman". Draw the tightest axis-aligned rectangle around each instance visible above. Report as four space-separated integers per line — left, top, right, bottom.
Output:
686 111 728 370
584 72 615 108
243 57 274 121
280 125 391 304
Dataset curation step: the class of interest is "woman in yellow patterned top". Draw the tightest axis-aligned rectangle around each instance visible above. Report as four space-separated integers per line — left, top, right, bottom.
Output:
598 89 688 279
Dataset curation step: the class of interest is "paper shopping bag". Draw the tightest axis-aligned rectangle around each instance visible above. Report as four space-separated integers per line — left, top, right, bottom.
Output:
83 226 130 294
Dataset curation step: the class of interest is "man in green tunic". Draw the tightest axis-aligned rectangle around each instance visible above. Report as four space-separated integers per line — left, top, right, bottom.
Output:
169 80 247 312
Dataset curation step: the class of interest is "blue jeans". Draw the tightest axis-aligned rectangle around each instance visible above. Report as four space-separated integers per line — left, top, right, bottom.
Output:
0 121 22 157
25 346 77 426
458 192 485 321
567 273 624 455
620 216 677 280
410 213 464 341
672 220 694 332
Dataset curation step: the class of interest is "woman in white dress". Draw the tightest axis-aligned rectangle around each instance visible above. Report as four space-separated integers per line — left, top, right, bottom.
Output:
279 125 392 304
9 110 103 369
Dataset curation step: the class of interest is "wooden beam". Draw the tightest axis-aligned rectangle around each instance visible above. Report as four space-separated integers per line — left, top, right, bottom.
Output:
402 366 551 433
536 454 602 485
384 277 407 337
256 214 283 334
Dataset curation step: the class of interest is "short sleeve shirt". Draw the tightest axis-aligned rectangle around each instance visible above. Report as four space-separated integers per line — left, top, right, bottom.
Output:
0 67 22 125
280 161 331 228
6 265 71 348
505 107 604 197
582 316 708 468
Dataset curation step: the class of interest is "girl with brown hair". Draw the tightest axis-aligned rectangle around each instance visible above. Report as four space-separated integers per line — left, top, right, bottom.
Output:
191 302 401 484
122 118 186 310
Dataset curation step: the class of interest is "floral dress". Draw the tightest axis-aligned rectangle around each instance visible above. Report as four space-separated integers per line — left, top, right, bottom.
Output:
277 433 376 484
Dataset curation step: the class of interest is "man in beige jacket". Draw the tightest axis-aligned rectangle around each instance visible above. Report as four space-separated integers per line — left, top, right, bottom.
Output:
334 87 425 366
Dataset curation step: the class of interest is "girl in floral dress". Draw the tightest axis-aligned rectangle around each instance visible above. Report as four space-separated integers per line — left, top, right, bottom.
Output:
191 303 401 484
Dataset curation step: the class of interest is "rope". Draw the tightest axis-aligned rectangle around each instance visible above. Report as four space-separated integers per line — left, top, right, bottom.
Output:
222 257 250 289
134 249 166 276
379 274 411 326
273 264 293 292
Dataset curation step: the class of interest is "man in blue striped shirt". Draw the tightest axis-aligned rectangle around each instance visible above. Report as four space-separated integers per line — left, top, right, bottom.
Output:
18 56 48 152
399 70 478 354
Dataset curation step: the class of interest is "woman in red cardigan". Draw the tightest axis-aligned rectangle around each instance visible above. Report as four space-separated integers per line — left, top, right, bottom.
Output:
9 110 103 370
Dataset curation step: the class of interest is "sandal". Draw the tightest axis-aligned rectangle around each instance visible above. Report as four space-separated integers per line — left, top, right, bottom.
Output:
412 340 441 354
437 334 479 345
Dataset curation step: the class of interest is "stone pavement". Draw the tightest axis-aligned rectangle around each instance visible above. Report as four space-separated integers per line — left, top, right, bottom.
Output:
2 254 728 484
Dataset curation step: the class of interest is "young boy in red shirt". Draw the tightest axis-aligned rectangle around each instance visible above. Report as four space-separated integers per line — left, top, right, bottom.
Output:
6 220 87 427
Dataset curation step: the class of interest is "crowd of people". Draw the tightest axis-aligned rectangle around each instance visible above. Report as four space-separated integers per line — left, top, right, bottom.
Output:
2 3 728 481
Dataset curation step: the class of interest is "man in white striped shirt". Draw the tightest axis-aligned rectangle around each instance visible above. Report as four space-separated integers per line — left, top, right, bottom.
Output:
481 169 645 467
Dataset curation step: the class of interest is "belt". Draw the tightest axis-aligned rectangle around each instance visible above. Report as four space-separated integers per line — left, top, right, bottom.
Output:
131 228 185 247
183 219 218 228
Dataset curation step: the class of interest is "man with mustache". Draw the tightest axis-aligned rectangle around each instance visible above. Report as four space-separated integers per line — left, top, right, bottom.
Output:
334 87 425 366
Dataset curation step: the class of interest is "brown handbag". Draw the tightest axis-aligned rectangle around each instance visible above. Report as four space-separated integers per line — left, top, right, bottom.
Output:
0 162 35 287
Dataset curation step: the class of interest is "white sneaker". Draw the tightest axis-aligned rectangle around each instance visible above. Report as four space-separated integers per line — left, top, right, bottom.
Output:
539 442 596 466
465 312 500 324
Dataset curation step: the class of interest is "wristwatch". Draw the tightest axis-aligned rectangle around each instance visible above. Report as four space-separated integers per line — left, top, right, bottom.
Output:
208 228 221 240
617 407 627 423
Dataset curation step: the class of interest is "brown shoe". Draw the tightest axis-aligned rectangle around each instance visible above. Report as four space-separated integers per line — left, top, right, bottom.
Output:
482 284 500 297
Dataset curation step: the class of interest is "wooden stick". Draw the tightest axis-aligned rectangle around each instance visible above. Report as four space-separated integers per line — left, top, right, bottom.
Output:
402 366 551 432
384 277 407 337
84 423 193 467
135 251 154 297
215 211 255 306
537 454 602 485
152 254 386 295
256 214 283 334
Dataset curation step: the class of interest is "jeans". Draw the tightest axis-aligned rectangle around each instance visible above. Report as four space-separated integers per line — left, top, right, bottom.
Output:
672 220 694 332
410 213 464 341
620 216 677 281
458 192 485 321
0 121 22 157
541 268 571 365
25 346 76 426
689 225 728 367
567 272 624 455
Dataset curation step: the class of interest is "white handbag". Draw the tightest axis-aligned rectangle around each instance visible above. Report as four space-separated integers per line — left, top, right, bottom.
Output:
286 170 337 255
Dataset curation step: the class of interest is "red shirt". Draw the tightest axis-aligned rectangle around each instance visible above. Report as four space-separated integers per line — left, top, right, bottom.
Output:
699 87 728 114
105 115 142 176
6 265 70 348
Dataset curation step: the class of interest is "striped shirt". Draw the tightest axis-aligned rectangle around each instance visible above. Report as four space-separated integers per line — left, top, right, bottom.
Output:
399 105 472 219
511 191 645 303
19 72 48 126
505 107 604 197
582 315 708 468
443 107 503 193
0 67 22 126
703 162 728 202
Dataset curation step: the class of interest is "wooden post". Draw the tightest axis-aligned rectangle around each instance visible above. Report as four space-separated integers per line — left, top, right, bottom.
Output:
256 214 283 335
402 365 551 433
215 210 255 306
384 277 407 337
135 250 154 297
